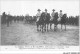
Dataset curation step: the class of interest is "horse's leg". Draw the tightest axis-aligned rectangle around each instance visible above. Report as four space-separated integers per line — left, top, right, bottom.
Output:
54 24 57 31
44 23 46 31
47 24 48 31
42 25 44 33
55 25 57 31
37 24 38 31
54 24 55 31
37 24 39 31
56 25 57 31
50 23 52 29
45 24 47 31
55 25 57 30
40 25 41 31
65 23 66 31
61 24 62 29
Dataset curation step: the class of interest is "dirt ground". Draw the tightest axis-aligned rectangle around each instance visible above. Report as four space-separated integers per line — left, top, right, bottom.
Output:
1 21 79 46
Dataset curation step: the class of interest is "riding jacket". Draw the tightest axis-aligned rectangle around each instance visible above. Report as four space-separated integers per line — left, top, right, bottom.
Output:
36 12 41 22
51 12 55 20
58 12 63 21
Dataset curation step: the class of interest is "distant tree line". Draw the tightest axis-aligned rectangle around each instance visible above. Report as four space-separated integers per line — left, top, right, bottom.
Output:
66 16 79 26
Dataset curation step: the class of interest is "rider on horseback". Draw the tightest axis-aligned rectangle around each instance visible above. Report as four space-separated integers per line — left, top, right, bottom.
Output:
58 10 63 22
51 9 55 21
50 9 55 29
36 9 41 22
36 9 41 31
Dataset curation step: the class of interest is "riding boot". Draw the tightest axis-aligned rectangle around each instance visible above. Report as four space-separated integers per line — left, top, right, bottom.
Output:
40 25 41 31
61 24 62 29
47 25 48 32
50 24 52 29
37 26 39 31
40 29 41 31
65 25 66 31
42 25 44 33
44 25 46 31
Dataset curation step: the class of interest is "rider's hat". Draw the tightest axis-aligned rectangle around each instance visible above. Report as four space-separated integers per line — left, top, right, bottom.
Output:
37 9 41 11
45 9 47 11
60 10 62 12
52 9 55 11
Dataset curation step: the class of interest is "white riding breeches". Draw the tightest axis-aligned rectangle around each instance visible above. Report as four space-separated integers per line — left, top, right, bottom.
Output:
36 17 40 22
58 17 61 21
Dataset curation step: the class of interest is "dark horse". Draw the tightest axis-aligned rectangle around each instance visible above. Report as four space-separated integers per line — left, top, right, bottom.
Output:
36 12 51 32
44 13 51 32
50 12 59 31
36 12 46 32
60 14 67 30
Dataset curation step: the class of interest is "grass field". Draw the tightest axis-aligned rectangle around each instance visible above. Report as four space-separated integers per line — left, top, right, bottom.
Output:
1 21 79 46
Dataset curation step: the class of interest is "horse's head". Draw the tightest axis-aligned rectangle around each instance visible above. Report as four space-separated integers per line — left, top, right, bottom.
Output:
41 12 45 17
63 14 67 18
55 12 58 16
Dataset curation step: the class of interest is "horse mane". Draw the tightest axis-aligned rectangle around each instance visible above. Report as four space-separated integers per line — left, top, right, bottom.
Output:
62 14 67 19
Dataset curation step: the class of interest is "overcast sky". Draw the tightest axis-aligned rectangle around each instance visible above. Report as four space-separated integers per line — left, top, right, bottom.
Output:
0 0 79 16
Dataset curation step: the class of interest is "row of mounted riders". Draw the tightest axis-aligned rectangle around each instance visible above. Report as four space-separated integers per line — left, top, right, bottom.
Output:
1 12 67 32
36 12 67 32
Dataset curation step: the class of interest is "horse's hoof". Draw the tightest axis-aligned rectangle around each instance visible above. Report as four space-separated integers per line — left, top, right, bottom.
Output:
42 31 44 33
47 30 49 32
37 29 39 31
39 30 41 31
44 29 46 31
54 29 56 31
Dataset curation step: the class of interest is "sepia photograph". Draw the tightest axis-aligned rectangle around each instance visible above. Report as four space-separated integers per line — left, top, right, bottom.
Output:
0 0 79 47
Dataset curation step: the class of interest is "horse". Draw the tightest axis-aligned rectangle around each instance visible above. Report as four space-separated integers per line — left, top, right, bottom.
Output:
50 12 59 31
53 12 59 31
36 12 45 32
60 14 67 31
44 13 51 32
